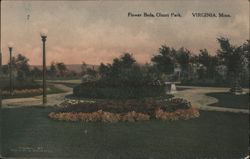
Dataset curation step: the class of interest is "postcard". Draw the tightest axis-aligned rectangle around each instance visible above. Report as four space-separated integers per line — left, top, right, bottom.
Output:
0 0 249 158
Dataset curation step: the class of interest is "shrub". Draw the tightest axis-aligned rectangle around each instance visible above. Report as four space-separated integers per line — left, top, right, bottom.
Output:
162 98 192 112
73 83 166 99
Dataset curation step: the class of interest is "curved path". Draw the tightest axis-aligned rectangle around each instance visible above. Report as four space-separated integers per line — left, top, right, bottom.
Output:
2 83 73 108
175 86 249 114
2 82 249 114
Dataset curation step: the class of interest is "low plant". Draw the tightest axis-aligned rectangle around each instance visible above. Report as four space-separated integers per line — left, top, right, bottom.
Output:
49 110 150 123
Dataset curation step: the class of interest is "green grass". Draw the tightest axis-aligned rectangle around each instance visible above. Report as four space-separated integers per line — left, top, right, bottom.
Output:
207 92 249 109
2 107 249 158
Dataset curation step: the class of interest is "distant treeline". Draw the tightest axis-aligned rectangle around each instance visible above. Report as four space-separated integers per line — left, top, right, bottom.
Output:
1 37 249 87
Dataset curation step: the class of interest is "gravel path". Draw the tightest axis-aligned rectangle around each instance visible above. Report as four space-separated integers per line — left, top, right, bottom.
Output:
2 83 249 114
175 86 249 114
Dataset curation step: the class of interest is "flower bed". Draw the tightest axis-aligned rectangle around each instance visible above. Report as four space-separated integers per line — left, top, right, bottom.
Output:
155 107 200 121
2 88 43 96
49 98 200 123
49 110 150 123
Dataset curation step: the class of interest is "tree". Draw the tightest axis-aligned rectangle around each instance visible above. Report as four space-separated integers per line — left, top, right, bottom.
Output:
49 62 57 77
86 68 97 77
240 40 250 85
175 47 191 79
99 63 110 78
8 54 30 81
56 62 67 77
151 45 176 75
2 65 9 75
198 49 218 79
81 61 87 76
120 53 136 68
110 53 136 78
217 37 247 93
97 53 149 86
30 67 42 78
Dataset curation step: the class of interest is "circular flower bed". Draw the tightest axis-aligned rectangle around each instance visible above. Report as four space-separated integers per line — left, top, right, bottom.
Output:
49 98 200 123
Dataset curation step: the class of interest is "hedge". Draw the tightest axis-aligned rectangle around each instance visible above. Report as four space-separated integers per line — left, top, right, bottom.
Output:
73 84 166 99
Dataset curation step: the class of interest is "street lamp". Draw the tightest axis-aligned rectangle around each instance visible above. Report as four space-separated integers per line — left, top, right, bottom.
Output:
8 42 14 95
40 29 48 105
0 51 2 107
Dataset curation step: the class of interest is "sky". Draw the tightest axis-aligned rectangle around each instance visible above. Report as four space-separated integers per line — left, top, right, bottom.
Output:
1 0 249 65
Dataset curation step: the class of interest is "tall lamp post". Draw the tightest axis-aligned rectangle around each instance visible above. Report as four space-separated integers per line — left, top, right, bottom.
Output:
40 29 48 105
0 51 2 107
8 42 14 95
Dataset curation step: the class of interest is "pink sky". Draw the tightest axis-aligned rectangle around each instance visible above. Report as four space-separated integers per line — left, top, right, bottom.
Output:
1 0 249 65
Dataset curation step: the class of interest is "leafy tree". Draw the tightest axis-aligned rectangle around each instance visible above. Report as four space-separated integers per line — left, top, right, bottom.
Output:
198 49 218 79
56 62 67 77
1 65 8 75
217 37 247 92
175 47 191 79
16 54 30 74
30 67 42 78
110 53 136 78
7 54 30 81
97 53 151 86
16 70 25 81
86 68 97 77
81 61 87 76
151 45 176 75
49 61 57 77
99 63 110 78
120 53 136 68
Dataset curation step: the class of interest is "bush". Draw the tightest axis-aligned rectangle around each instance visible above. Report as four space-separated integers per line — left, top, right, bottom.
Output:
154 98 192 112
73 82 166 99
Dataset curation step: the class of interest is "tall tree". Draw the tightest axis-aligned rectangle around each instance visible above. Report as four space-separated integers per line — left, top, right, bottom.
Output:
99 63 110 78
175 47 191 79
151 45 176 75
9 54 30 81
30 67 42 78
217 37 247 93
81 61 87 75
198 49 218 79
120 53 136 68
49 61 57 77
56 62 67 77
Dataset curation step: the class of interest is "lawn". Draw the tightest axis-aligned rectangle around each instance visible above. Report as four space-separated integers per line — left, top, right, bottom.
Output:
207 92 249 109
1 106 249 159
